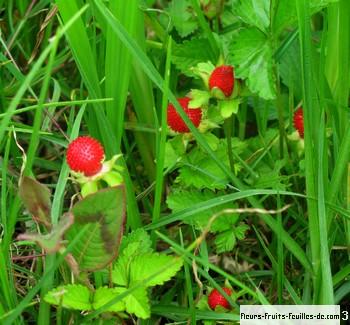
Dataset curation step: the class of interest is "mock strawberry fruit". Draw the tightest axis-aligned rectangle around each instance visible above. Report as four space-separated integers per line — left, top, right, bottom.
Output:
167 97 202 133
66 136 105 176
293 107 304 138
209 65 234 98
208 287 232 310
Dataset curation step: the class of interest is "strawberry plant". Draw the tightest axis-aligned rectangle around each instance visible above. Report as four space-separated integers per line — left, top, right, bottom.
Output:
1 0 350 324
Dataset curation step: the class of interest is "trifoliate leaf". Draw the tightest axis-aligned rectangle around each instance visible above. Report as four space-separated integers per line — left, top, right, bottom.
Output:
177 139 245 190
210 213 239 233
173 39 215 76
167 0 198 37
214 229 236 253
177 156 229 189
234 224 250 240
253 159 290 190
92 286 125 312
228 27 276 100
214 223 249 253
112 243 146 286
118 228 152 257
166 189 238 228
44 284 91 310
129 253 183 287
232 0 270 33
124 287 150 319
112 229 153 286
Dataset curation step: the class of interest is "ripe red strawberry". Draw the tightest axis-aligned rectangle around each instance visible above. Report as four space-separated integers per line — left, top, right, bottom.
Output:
208 287 232 310
167 97 202 133
66 136 105 176
209 65 234 97
293 107 304 138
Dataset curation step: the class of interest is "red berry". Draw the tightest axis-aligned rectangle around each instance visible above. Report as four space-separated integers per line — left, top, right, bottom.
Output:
209 65 234 97
167 97 202 133
293 107 304 138
66 136 105 176
208 287 232 310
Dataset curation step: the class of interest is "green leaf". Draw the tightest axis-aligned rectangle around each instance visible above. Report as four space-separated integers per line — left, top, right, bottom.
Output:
167 0 198 37
164 135 187 169
112 229 153 286
229 27 276 100
214 229 236 253
200 133 220 151
235 224 250 240
124 287 150 319
279 38 303 100
274 0 339 34
19 176 51 228
252 159 290 190
113 231 182 291
92 286 125 312
214 223 249 253
210 213 239 233
219 99 240 118
177 139 245 190
129 253 183 287
164 141 180 169
232 0 270 33
44 284 92 310
232 0 337 36
172 39 214 76
17 213 74 254
66 186 126 271
118 228 152 256
167 189 238 228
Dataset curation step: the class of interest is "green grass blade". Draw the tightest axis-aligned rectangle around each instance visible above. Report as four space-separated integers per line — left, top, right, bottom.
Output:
152 37 172 227
104 1 136 146
296 0 321 302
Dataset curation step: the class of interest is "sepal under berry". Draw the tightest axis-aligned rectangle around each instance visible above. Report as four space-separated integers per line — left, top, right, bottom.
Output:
81 181 99 198
219 98 240 118
191 62 216 88
70 154 124 196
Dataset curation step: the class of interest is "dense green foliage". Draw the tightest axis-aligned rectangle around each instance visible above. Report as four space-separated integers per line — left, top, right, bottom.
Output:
0 0 349 324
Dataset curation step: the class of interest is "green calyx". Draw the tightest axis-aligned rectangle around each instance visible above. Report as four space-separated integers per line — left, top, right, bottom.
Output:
70 154 124 197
